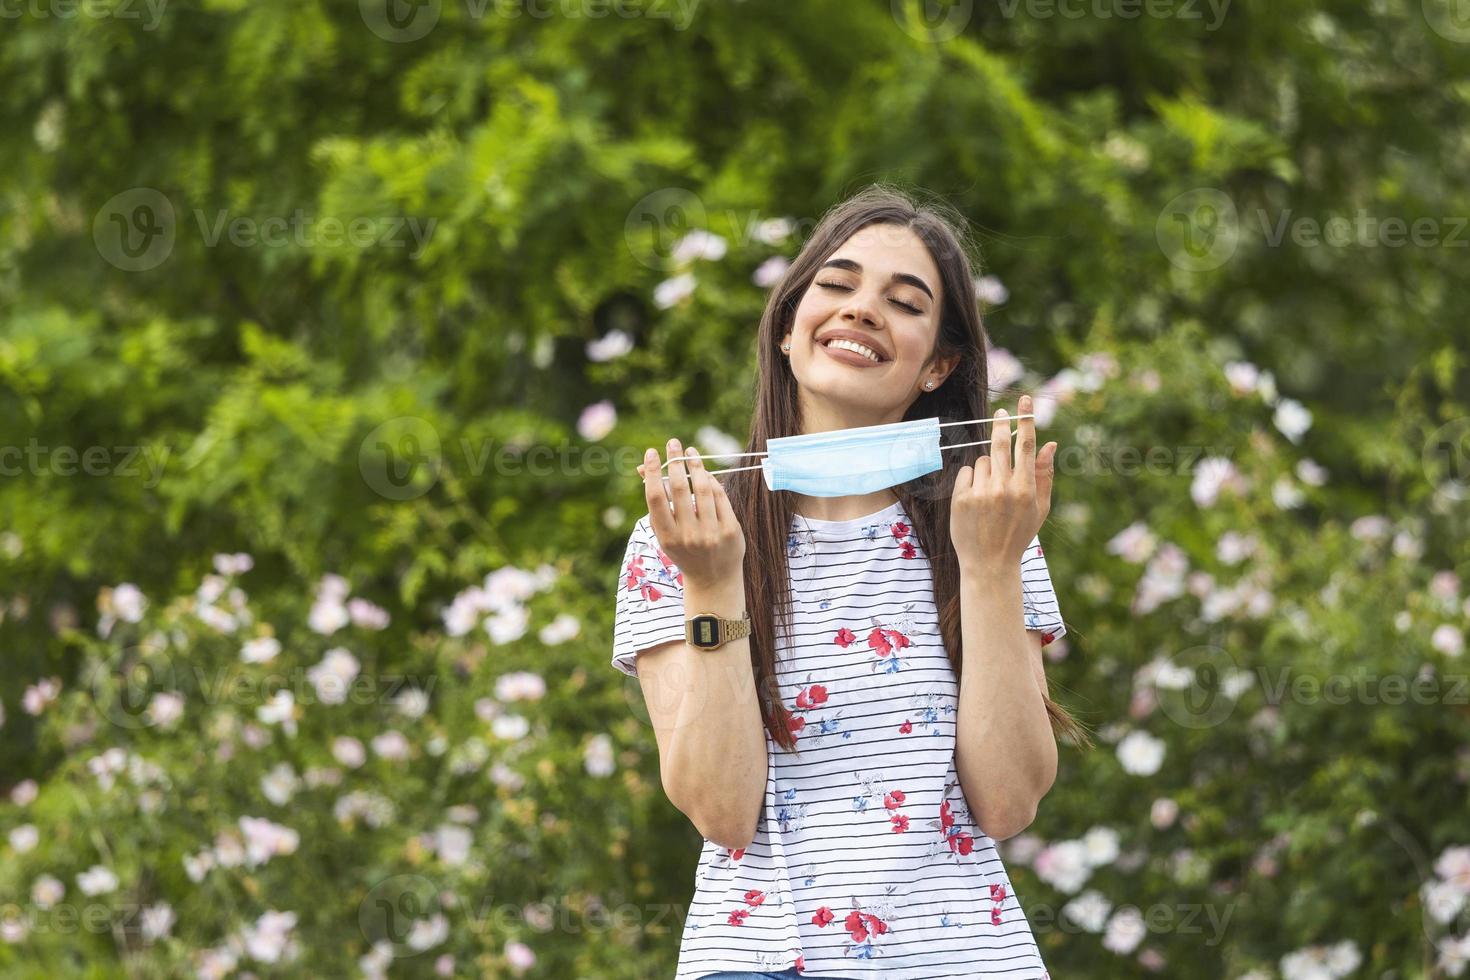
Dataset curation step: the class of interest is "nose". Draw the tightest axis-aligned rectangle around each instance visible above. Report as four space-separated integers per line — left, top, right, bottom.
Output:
839 288 883 328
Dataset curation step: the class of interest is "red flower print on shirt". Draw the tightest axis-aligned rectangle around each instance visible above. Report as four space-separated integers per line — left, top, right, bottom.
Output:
795 684 828 709
899 539 917 559
729 847 744 861
890 521 910 540
655 548 684 586
867 627 911 657
935 798 975 855
844 909 890 943
1040 630 1057 647
728 909 748 926
899 719 913 734
812 906 835 927
789 715 806 735
891 814 910 832
883 790 906 810
834 627 857 648
624 554 666 602
744 889 766 908
795 954 806 972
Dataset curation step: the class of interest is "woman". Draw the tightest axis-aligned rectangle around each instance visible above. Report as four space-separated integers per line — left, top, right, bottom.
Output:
612 184 1089 979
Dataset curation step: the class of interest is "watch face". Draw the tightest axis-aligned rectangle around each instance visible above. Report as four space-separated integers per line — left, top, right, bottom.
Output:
691 615 719 648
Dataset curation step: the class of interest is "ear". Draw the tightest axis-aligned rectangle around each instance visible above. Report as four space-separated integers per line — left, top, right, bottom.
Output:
928 352 962 387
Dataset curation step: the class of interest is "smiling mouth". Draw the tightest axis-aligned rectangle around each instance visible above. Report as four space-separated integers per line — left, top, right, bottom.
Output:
821 338 886 363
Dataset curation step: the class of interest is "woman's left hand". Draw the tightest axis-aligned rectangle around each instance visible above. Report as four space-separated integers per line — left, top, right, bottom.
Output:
949 394 1058 574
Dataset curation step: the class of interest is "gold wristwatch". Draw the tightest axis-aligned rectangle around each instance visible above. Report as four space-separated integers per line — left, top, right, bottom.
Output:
685 611 752 650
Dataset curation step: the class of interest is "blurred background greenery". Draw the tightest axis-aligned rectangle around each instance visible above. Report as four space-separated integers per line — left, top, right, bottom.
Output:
1 0 1468 976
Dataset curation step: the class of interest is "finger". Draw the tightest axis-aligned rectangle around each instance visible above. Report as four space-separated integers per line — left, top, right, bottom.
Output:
990 407 1012 482
641 447 675 539
710 471 736 526
685 445 717 530
1035 442 1057 523
664 437 695 525
953 463 973 494
1016 394 1037 491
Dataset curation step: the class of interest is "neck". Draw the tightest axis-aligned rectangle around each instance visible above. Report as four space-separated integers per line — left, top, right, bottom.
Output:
792 487 900 523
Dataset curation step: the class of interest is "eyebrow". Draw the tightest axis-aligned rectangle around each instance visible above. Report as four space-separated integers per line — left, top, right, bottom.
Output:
820 258 935 302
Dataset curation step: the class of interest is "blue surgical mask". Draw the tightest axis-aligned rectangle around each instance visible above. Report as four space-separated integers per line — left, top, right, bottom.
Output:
761 417 942 496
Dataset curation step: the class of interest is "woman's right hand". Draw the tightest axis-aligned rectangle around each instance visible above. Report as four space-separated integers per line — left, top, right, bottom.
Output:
639 437 747 590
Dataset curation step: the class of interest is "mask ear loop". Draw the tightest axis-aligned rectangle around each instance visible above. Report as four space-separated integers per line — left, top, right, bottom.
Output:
937 412 1038 454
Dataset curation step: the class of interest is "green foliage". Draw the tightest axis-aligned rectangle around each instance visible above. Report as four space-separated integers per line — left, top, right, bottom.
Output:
1 0 1467 976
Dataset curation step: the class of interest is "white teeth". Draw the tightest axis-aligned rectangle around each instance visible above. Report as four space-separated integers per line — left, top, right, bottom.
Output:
824 338 881 362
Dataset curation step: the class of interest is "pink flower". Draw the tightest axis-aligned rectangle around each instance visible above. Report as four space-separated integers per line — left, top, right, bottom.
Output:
744 889 765 907
899 540 917 559
891 814 909 832
890 521 910 539
812 906 835 927
727 909 748 926
899 719 913 734
834 627 857 647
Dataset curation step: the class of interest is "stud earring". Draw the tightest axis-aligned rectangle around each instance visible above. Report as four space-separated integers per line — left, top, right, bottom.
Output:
781 342 791 352
924 380 935 390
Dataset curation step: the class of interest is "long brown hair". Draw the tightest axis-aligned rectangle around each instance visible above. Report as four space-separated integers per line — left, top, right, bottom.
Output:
726 183 1091 753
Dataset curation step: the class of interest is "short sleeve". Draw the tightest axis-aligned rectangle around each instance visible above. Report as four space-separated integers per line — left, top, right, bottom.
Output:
611 514 688 677
1020 532 1067 646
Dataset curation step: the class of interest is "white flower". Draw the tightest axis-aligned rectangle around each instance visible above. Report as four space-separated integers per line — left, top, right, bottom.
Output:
1296 458 1328 486
538 613 581 645
112 583 147 623
1439 934 1470 978
9 780 37 806
1273 398 1312 443
495 671 547 702
435 824 474 867
492 714 530 741
147 691 185 729
371 730 411 760
407 913 450 952
242 909 298 964
486 606 531 645
584 733 616 778
196 603 238 633
140 902 176 943
577 400 617 441
21 677 61 716
1117 730 1166 776
489 762 525 791
333 790 397 828
1082 826 1121 867
307 647 361 705
319 574 350 601
396 688 431 719
0 917 27 944
1273 476 1306 510
195 945 239 979
212 831 246 868
1435 845 1470 891
586 328 635 362
1432 625 1464 658
1102 906 1146 954
213 552 254 576
1192 457 1244 508
1105 521 1157 564
308 598 349 636
260 763 300 806
975 275 1009 306
653 272 696 309
1423 879 1467 924
183 850 214 883
1216 531 1259 565
31 874 64 908
753 255 789 288
443 593 482 636
1062 890 1112 933
505 940 537 972
8 824 38 853
1151 798 1179 830
484 568 541 610
256 690 297 735
1223 360 1259 395
987 347 1024 394
238 816 300 866
755 217 795 244
1281 940 1360 980
347 597 391 630
77 864 119 896
333 736 367 768
1349 515 1390 541
1034 840 1092 894
671 230 727 264
360 940 394 980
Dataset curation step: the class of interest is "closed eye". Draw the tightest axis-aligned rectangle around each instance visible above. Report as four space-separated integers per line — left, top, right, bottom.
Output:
816 281 924 316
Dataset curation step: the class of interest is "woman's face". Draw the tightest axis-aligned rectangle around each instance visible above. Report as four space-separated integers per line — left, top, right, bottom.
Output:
782 223 956 425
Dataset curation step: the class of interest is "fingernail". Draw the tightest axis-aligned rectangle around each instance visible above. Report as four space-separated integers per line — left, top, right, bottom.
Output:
688 446 700 462
996 409 1008 418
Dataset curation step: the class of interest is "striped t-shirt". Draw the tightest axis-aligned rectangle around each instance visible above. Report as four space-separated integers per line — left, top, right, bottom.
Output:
611 498 1066 980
